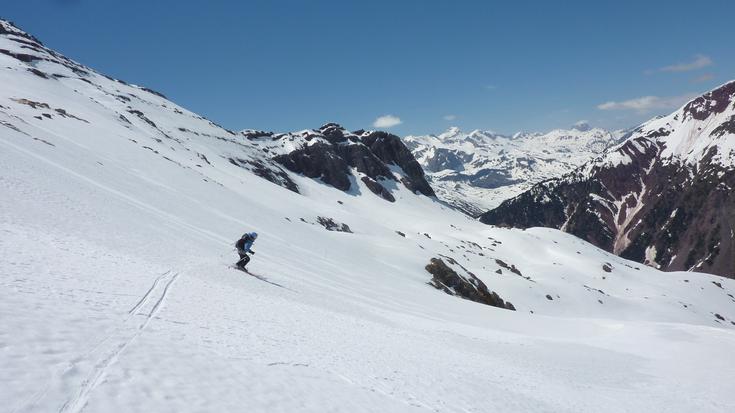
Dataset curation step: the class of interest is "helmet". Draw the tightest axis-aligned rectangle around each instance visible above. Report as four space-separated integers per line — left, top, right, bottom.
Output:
250 232 258 239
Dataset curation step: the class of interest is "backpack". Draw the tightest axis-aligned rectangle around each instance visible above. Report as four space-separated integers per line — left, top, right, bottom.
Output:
236 234 253 250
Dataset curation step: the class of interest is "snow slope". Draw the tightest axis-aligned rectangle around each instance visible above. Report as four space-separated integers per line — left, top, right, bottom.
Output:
3 20 735 412
404 124 625 215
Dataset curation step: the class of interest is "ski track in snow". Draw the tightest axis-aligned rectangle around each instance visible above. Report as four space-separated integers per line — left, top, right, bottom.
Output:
9 270 180 413
58 271 180 413
239 267 295 291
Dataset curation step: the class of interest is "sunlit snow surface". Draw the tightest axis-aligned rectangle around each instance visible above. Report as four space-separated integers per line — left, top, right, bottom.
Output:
2 22 735 412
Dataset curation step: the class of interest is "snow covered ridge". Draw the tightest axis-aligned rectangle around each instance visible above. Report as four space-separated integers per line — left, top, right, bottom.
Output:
404 124 626 215
482 80 735 278
241 122 435 201
3 19 735 412
0 17 432 204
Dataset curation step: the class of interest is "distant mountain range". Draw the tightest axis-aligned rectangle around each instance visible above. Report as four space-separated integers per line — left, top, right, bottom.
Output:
404 124 628 215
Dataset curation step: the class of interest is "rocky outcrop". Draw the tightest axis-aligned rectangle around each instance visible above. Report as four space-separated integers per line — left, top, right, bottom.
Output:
361 131 435 197
316 216 352 233
228 157 299 193
425 257 515 310
273 142 354 191
264 124 434 201
481 81 735 278
361 176 395 202
683 81 735 121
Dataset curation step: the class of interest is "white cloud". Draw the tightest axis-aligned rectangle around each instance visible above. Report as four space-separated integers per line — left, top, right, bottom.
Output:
691 73 714 83
372 114 402 128
443 114 457 121
484 85 497 90
597 93 697 114
649 54 713 73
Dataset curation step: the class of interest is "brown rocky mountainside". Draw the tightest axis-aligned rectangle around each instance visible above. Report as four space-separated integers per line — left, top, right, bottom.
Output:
481 81 735 279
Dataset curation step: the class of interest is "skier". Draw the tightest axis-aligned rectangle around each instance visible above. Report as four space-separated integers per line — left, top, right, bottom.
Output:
235 232 258 270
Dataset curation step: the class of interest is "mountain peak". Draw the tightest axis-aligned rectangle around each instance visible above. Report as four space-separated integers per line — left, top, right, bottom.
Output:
318 122 345 131
682 80 735 122
438 126 462 139
572 120 591 132
632 79 735 165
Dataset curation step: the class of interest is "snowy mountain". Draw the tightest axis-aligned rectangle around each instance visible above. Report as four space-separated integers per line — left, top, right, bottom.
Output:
240 123 435 202
404 124 624 215
482 81 735 278
3 19 735 412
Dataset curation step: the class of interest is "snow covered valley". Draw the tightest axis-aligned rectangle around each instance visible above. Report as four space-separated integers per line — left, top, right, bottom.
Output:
2 19 735 412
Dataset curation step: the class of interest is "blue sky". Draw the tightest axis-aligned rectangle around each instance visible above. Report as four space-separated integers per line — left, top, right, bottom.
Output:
4 0 734 135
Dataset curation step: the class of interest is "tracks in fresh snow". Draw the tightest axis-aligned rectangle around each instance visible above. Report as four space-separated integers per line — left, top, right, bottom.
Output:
56 270 180 413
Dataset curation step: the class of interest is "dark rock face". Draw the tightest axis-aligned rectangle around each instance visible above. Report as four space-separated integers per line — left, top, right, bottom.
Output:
439 168 522 190
274 142 353 191
711 115 735 137
361 131 435 197
683 81 735 121
423 148 473 172
426 257 515 311
270 125 434 201
0 48 38 63
481 123 735 278
139 87 167 99
361 176 395 202
316 216 352 233
228 157 298 193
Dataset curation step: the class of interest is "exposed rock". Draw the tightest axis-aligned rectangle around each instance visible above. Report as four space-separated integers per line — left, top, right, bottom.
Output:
683 81 735 121
250 124 434 203
495 259 523 277
227 157 298 193
0 48 37 63
361 131 435 197
11 98 50 109
360 177 395 202
139 86 167 99
425 258 515 311
274 142 352 191
316 216 352 233
28 68 48 79
711 115 735 137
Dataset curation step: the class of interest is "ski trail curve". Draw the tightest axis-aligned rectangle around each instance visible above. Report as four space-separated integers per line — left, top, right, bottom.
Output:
57 271 180 413
127 270 171 315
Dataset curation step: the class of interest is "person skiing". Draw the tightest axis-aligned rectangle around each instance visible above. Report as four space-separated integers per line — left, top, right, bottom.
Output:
235 232 257 269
